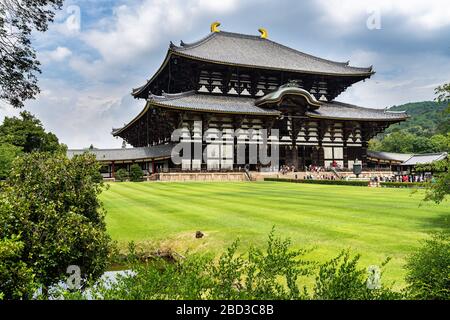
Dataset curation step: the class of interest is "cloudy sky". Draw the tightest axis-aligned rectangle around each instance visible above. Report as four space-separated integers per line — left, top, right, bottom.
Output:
1 0 449 148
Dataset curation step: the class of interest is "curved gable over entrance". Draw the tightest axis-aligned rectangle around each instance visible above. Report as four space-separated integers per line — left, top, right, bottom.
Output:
255 81 322 112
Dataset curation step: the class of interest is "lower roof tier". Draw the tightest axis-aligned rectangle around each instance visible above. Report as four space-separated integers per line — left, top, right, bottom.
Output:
113 91 408 136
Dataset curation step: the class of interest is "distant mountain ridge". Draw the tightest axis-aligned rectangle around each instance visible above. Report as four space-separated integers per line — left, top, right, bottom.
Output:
369 101 449 154
386 101 449 136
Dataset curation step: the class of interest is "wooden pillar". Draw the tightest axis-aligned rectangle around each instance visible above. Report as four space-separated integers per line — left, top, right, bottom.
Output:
343 123 349 169
291 117 301 170
361 142 368 168
291 146 299 169
111 161 115 178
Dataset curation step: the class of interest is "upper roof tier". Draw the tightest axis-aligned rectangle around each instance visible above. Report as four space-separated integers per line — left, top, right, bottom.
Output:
132 28 375 100
171 31 373 76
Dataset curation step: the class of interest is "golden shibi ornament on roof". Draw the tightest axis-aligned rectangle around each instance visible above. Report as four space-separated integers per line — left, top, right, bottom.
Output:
258 28 268 39
210 22 268 39
210 21 221 33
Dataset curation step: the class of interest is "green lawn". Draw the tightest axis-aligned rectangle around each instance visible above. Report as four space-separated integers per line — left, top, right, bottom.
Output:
100 181 449 288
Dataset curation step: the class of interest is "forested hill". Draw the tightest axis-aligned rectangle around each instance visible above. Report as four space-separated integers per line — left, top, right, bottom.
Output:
385 101 449 136
369 101 449 153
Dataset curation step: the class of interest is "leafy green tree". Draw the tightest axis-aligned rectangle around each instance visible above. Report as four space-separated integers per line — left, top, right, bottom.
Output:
410 135 435 153
0 143 22 180
0 152 112 299
435 83 450 105
0 111 64 153
405 232 450 300
430 134 450 152
418 158 450 204
368 138 383 151
0 235 36 300
0 0 64 108
435 83 450 133
372 131 445 154
115 168 129 182
129 164 144 182
377 132 416 153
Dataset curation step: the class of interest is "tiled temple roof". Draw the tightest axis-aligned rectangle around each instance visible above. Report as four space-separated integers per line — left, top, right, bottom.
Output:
67 144 174 162
148 91 281 115
367 151 414 163
151 92 407 121
113 92 408 136
402 152 448 166
306 101 408 121
171 31 373 76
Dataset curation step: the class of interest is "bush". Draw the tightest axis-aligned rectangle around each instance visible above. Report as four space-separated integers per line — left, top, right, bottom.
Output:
313 250 399 300
129 164 144 182
82 229 314 300
58 230 400 300
115 168 128 182
264 178 368 187
405 232 450 300
0 143 22 180
0 152 112 299
380 182 424 188
0 235 36 300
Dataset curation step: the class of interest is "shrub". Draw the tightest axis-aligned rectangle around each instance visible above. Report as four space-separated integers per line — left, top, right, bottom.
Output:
313 250 399 300
115 168 128 182
58 230 400 300
129 164 144 182
81 229 313 300
0 235 36 300
380 182 424 188
0 152 112 299
265 178 368 187
405 232 450 300
0 143 22 180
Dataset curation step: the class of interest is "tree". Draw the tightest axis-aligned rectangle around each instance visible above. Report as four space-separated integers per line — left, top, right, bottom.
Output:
0 235 36 300
0 111 64 153
435 83 450 132
377 132 416 153
115 168 128 182
405 232 450 300
418 158 449 204
0 152 112 299
435 83 450 105
0 143 22 179
129 164 144 182
0 0 64 108
410 135 435 154
368 138 382 151
430 134 450 153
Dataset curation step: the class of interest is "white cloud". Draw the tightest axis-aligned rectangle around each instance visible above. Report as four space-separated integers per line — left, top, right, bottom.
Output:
14 79 143 149
316 0 450 31
76 0 242 72
39 46 72 64
338 50 450 108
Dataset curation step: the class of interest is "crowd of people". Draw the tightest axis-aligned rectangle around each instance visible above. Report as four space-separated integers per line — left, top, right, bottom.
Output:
304 174 339 180
370 174 428 183
278 163 431 183
279 165 296 175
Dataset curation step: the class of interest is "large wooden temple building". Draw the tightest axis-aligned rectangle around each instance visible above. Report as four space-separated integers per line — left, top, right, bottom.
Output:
77 23 409 174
